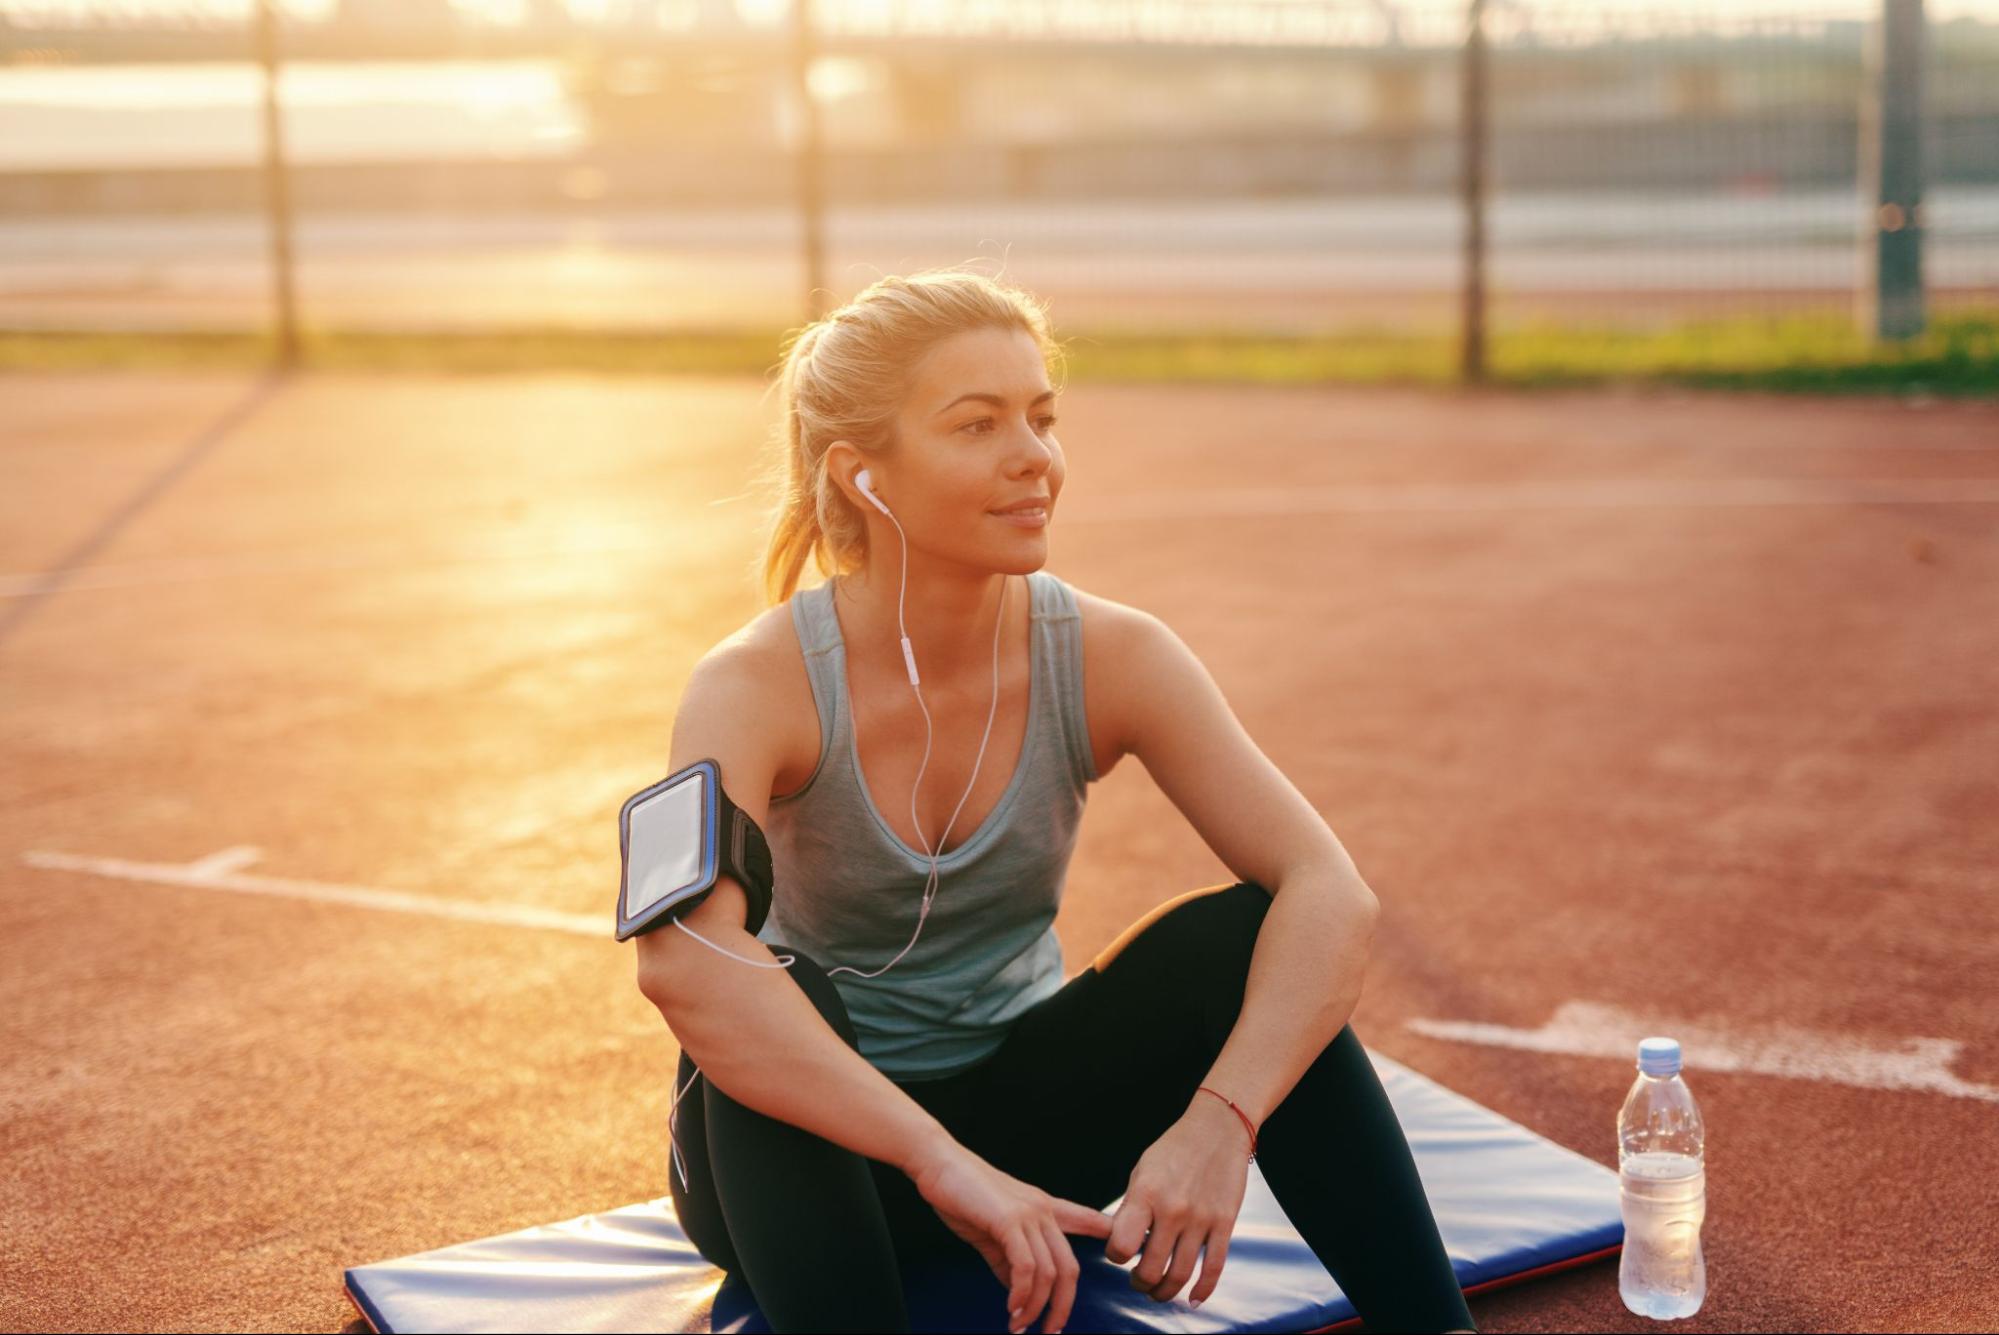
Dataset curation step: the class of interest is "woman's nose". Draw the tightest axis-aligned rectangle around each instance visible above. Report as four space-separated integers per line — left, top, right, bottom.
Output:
1010 424 1055 468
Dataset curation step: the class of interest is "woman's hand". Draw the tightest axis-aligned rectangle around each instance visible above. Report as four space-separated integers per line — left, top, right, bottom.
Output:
909 1142 1114 1335
1104 1096 1252 1308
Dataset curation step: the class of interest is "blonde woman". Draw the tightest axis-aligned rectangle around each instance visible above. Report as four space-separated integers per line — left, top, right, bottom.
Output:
635 269 1476 1335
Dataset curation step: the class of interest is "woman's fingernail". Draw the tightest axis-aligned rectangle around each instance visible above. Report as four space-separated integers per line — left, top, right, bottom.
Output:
1191 1297 1204 1309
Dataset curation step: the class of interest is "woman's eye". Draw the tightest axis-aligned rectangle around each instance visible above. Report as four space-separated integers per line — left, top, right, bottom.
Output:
959 416 1058 435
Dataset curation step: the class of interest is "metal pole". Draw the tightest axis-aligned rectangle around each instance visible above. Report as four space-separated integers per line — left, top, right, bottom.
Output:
791 0 827 323
254 0 299 369
1459 0 1488 384
1860 0 1926 341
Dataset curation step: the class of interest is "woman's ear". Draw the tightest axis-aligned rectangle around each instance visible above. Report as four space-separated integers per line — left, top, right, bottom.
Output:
821 441 851 505
826 442 877 514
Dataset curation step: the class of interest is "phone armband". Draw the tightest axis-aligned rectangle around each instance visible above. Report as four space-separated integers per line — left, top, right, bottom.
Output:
615 758 773 942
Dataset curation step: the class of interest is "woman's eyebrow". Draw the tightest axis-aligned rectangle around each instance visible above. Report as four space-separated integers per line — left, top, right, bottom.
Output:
933 390 1057 417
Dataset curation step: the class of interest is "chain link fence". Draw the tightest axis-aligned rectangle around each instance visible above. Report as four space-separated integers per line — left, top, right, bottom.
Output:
0 1 1993 367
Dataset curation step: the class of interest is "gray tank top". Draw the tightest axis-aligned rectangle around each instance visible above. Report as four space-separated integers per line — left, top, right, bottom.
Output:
755 568 1099 1081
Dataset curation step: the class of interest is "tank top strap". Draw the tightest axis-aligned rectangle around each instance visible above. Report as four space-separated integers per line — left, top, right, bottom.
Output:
775 578 847 808
1028 569 1099 789
789 576 844 659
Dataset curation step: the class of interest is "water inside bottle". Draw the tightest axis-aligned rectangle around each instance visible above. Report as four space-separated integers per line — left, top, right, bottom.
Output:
1619 1149 1707 1319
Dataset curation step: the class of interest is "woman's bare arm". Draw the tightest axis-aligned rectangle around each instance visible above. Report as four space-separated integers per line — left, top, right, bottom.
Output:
640 873 959 1178
634 644 960 1180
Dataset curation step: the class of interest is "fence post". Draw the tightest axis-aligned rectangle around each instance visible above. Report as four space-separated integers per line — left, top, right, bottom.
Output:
791 0 827 324
253 0 299 370
1860 0 1927 341
1459 0 1489 384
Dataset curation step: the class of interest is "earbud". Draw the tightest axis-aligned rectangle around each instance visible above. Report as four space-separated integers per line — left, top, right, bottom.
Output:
854 468 893 517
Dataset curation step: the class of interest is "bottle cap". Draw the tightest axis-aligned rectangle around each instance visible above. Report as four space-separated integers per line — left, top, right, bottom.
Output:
1637 1036 1682 1076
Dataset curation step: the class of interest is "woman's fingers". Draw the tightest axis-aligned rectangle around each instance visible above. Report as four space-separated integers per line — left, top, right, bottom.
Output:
1038 1214 1082 1335
1130 1215 1181 1297
1014 1212 1056 1334
1050 1196 1115 1239
1002 1222 1037 1326
972 1231 1011 1289
1127 1215 1183 1295
1148 1224 1204 1303
1103 1198 1151 1266
1188 1225 1230 1307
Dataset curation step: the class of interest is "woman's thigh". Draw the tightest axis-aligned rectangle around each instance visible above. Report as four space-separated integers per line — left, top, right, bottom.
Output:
928 880 1273 1213
667 1046 742 1273
668 1055 928 1280
667 886 1269 1274
665 945 922 1278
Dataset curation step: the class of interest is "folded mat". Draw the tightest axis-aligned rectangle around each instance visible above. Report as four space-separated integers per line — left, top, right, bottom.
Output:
344 1047 1621 1332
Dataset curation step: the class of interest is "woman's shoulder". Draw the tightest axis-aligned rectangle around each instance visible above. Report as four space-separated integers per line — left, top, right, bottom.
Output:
694 598 799 682
1041 576 1151 783
732 596 825 801
673 594 822 805
1057 578 1148 652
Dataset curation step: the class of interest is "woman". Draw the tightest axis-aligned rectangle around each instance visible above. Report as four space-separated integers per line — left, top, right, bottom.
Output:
634 269 1477 1335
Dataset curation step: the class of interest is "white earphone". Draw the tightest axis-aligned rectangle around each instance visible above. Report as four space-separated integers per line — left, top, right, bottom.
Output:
664 462 1009 1190
856 468 927 690
854 466 890 514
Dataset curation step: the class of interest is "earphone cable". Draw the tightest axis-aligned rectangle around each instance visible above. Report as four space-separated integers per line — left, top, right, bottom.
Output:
829 511 1005 979
664 485 1010 1184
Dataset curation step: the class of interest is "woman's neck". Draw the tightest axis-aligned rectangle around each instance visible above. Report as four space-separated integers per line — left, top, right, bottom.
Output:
833 568 1019 685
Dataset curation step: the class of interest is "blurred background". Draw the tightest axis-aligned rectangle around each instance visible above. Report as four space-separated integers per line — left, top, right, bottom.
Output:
3 0 1995 385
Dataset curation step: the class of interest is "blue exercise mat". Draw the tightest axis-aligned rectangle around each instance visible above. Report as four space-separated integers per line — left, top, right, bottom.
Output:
343 1048 1622 1333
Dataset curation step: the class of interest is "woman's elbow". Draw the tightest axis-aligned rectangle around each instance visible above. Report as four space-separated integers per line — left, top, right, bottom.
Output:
634 929 689 1009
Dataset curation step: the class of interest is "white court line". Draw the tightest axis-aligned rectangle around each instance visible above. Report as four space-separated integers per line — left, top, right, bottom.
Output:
4 476 1995 598
27 847 1993 1104
1408 1000 1999 1104
21 846 604 939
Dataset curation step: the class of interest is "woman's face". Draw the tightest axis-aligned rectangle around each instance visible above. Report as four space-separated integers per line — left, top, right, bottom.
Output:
870 325 1064 574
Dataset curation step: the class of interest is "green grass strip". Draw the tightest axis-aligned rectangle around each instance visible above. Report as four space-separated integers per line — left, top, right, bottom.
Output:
2 310 1994 396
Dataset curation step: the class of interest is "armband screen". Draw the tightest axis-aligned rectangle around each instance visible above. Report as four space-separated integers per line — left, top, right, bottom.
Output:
616 762 716 941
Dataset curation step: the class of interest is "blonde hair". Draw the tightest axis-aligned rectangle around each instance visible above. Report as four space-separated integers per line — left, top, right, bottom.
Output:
751 266 1068 607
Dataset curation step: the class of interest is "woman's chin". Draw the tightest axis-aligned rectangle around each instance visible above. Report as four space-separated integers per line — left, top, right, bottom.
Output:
985 546 1048 577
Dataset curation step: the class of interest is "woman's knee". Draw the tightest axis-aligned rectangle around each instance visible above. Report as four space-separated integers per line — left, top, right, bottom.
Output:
1086 881 1271 1045
764 944 865 1053
1088 879 1271 975
668 946 869 1277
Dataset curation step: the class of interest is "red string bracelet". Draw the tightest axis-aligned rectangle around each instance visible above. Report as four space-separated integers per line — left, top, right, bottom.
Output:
1195 1085 1258 1162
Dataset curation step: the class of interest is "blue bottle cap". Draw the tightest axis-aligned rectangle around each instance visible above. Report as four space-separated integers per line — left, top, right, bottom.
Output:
1637 1036 1682 1076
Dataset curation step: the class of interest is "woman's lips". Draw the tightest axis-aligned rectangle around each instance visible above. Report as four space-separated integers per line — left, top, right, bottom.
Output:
990 505 1048 527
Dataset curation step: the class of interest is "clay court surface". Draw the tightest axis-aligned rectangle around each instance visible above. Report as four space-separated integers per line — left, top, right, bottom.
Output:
2 367 1994 1333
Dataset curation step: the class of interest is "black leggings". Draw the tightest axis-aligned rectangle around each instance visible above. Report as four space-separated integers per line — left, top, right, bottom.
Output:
667 880 1476 1334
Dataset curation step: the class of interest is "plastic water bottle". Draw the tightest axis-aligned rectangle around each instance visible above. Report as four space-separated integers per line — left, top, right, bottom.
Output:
1617 1036 1707 1319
